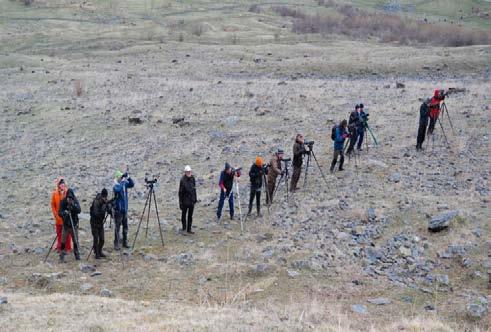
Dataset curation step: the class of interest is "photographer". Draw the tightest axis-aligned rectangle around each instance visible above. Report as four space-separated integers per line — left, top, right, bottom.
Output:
89 188 110 259
51 177 72 253
179 165 197 234
113 170 134 250
216 162 240 222
427 89 445 135
346 105 360 155
266 149 284 204
416 98 431 151
58 188 81 262
290 134 309 191
330 119 350 173
356 103 369 151
247 157 267 217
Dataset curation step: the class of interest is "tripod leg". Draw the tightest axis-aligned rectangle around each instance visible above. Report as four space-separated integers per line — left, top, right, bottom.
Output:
444 103 455 135
438 117 449 147
303 154 310 188
311 151 329 187
152 190 164 246
132 193 150 250
68 214 81 260
236 179 244 233
43 234 58 263
144 189 153 240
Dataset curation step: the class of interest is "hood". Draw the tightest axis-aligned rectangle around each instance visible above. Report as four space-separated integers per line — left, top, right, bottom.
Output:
434 90 440 97
66 188 75 199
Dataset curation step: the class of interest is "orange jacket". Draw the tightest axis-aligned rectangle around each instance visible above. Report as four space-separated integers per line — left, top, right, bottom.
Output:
51 189 66 225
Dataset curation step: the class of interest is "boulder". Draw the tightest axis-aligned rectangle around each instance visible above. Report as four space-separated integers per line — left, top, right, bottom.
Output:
351 304 368 314
367 297 391 305
467 297 488 319
428 210 458 232
100 288 113 298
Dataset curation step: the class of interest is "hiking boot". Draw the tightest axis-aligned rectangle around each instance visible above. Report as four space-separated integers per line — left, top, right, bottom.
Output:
338 167 344 171
95 254 101 260
122 241 130 249
187 230 195 235
247 211 252 217
59 252 66 263
99 252 107 258
230 215 234 221
75 253 81 261
114 244 121 251
257 212 263 218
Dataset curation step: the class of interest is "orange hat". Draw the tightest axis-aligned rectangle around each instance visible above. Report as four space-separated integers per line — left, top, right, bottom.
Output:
255 156 263 167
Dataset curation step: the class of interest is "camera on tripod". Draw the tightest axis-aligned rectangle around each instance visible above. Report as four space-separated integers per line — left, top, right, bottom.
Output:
231 167 242 177
144 177 158 188
304 140 315 148
280 157 291 163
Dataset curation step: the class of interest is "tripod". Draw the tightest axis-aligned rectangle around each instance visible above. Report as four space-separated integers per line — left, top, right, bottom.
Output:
440 102 455 135
132 181 164 249
235 177 244 233
273 160 290 202
303 146 329 188
43 234 57 263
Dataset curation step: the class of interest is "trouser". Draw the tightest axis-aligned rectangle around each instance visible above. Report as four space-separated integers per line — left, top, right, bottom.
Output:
428 116 437 135
356 128 365 149
114 211 128 246
248 189 261 215
181 205 194 232
61 224 79 258
290 165 302 190
346 128 357 154
266 176 277 204
56 223 71 252
217 190 234 220
417 121 428 147
90 220 104 257
330 149 344 171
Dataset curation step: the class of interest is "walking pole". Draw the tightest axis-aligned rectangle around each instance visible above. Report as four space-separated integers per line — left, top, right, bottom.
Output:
43 234 58 263
235 177 244 233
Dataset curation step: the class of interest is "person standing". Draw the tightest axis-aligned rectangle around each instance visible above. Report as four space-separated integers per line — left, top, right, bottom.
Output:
51 177 72 253
179 165 197 234
90 188 109 259
266 149 283 204
216 163 240 222
113 170 134 250
356 103 369 151
290 134 308 191
247 157 266 217
416 98 431 151
58 188 81 262
346 105 360 155
330 119 350 172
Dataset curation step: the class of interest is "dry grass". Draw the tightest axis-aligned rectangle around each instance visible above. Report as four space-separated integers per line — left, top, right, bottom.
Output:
73 79 83 97
272 5 491 46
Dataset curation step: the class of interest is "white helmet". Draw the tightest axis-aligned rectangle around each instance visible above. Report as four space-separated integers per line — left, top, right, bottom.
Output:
184 165 192 172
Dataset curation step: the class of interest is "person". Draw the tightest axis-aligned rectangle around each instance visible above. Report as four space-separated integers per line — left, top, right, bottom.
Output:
355 103 369 151
416 98 431 151
90 188 110 259
427 89 445 135
179 165 197 234
58 188 81 262
330 119 350 173
266 149 283 204
291 134 308 191
113 170 134 250
247 157 267 217
51 177 72 253
346 105 360 155
216 163 240 222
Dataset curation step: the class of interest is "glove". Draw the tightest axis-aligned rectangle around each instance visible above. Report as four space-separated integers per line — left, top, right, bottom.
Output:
62 210 69 217
122 172 128 178
342 134 349 139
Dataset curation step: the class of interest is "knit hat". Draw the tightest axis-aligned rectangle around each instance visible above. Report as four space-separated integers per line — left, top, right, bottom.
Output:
114 170 123 179
255 156 263 167
359 103 364 109
355 104 360 110
277 148 284 155
224 162 231 170
101 188 108 198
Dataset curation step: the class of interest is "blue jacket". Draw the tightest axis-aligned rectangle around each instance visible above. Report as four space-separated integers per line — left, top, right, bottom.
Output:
334 126 347 151
113 177 134 214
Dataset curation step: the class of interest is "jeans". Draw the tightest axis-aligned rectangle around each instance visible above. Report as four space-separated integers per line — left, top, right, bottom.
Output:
114 211 128 246
217 190 234 220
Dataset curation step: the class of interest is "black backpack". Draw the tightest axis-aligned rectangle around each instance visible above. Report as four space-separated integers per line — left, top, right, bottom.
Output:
331 126 337 141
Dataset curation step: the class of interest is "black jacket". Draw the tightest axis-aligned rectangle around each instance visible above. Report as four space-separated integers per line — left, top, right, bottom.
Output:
349 111 360 127
90 194 108 225
292 141 307 167
58 189 81 228
419 102 430 126
179 175 197 208
249 164 267 191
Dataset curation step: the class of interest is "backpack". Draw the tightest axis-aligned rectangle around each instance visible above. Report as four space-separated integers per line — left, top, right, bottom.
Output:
331 126 337 141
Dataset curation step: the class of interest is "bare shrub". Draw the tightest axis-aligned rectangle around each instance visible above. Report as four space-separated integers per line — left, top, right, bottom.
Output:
287 6 491 46
248 4 261 13
74 80 83 97
23 0 33 6
272 5 306 19
191 23 207 37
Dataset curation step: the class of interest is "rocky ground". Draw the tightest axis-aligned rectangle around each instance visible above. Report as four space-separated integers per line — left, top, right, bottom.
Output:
1 1 491 331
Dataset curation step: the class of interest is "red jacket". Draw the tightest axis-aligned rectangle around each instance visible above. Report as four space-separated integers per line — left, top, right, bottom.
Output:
429 90 445 119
